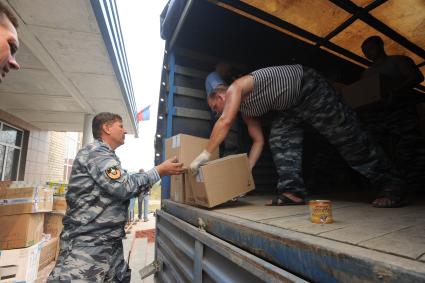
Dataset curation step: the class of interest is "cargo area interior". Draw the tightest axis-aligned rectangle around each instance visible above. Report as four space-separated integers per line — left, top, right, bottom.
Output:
156 0 425 278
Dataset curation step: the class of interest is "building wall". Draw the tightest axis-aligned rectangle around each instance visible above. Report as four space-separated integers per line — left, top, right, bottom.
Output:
25 131 49 183
0 109 50 183
0 110 85 184
47 131 66 182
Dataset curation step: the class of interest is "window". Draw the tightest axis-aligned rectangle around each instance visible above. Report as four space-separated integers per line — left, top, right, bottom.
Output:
0 122 23 181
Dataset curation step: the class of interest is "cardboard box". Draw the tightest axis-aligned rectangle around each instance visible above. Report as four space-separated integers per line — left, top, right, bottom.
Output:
166 134 219 204
170 174 185 203
170 172 195 204
0 184 53 216
0 242 41 283
53 196 67 213
332 82 346 93
0 181 12 190
184 173 196 205
0 214 44 250
342 74 384 108
38 237 59 271
44 212 64 238
165 134 219 168
189 154 255 208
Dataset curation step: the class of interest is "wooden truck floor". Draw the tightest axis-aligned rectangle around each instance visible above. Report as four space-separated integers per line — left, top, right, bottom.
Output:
213 194 425 263
162 192 425 282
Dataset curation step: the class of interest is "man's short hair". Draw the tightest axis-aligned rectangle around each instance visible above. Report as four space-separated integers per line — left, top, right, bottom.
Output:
361 35 384 49
0 3 19 28
207 85 228 100
92 112 122 139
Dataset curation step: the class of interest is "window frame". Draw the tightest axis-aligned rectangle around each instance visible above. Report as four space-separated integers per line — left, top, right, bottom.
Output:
0 121 24 181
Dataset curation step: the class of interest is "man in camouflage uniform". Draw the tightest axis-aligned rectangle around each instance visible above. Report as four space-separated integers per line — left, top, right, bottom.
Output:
360 36 425 193
190 65 406 208
267 68 405 203
48 112 183 282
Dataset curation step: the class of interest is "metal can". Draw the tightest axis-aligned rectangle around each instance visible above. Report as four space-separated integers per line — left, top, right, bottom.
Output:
309 200 333 224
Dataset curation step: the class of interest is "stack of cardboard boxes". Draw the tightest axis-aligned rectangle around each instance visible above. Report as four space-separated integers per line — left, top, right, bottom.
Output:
40 182 67 271
48 182 68 215
0 181 65 282
165 134 255 208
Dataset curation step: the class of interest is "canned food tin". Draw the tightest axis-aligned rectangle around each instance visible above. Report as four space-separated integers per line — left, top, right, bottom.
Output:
309 200 333 224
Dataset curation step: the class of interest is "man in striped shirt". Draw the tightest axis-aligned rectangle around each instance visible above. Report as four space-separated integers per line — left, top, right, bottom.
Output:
190 65 406 208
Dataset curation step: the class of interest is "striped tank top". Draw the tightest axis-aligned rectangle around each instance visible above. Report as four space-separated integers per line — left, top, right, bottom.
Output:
240 65 303 117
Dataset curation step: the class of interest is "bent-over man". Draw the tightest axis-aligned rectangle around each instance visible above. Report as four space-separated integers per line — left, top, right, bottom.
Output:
190 65 406 208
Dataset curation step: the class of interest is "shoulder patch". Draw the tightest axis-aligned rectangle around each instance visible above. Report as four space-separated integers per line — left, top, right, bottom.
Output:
106 166 121 180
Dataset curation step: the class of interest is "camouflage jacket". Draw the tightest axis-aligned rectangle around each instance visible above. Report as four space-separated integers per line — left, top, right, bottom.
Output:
61 139 160 245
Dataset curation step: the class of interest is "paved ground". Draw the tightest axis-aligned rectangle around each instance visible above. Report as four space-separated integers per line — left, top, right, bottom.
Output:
36 213 157 283
124 213 157 283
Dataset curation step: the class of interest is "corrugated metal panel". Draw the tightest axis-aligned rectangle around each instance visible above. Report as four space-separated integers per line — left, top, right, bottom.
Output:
155 210 307 283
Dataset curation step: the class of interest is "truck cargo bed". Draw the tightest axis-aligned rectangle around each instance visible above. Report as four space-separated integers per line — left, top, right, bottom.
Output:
160 194 425 282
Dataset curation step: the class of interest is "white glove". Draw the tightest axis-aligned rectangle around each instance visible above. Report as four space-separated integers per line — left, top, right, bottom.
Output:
190 150 211 175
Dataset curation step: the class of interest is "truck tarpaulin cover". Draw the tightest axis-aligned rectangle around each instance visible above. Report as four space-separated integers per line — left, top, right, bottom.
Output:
160 0 187 40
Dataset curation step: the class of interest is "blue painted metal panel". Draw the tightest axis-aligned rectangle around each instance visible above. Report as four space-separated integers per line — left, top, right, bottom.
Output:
161 53 176 200
166 53 176 138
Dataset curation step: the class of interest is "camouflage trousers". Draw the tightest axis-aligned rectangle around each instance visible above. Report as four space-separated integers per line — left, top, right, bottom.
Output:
358 101 425 193
269 67 405 198
47 239 131 283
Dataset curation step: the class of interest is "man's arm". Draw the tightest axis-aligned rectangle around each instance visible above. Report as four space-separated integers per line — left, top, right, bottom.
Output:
394 56 424 92
190 75 253 173
243 115 264 170
205 85 242 153
88 152 183 200
206 75 252 153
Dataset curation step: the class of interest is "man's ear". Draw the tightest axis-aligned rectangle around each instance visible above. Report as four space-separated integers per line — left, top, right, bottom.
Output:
102 123 111 135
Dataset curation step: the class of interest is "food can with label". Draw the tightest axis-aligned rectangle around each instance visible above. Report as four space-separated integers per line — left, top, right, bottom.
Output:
309 200 333 224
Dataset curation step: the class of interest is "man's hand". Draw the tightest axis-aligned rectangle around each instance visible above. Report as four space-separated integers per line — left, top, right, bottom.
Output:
190 150 211 175
155 157 184 177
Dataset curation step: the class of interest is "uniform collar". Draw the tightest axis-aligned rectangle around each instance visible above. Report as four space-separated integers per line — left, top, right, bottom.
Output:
95 139 114 152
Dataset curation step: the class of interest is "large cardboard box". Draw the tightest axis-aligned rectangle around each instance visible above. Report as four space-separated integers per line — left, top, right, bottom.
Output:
0 242 41 283
53 196 67 213
38 237 59 271
189 154 255 208
170 172 195 204
342 74 385 108
0 184 53 216
165 134 219 168
0 213 44 250
165 134 219 204
44 212 64 238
